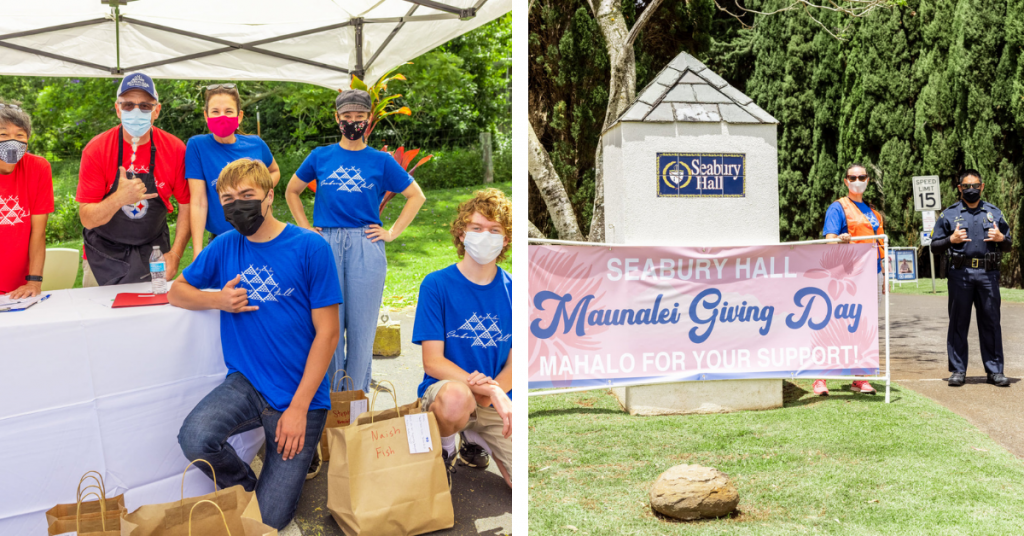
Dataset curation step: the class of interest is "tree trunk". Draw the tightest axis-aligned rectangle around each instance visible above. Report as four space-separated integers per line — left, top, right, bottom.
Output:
528 220 545 239
588 0 638 243
529 122 584 241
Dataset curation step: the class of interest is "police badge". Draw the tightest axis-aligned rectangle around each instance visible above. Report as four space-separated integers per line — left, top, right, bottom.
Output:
987 212 994 223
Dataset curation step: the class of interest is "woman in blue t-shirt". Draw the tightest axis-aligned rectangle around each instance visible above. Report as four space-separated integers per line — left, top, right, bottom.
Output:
187 84 280 256
284 89 426 393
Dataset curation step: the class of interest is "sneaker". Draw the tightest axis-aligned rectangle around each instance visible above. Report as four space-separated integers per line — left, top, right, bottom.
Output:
812 379 829 396
306 443 322 480
457 432 490 469
850 380 876 394
441 447 457 488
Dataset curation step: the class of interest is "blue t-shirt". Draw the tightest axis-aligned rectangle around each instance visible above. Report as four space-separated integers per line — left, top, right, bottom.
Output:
181 224 342 411
822 199 882 273
413 264 512 399
185 134 274 236
294 144 414 228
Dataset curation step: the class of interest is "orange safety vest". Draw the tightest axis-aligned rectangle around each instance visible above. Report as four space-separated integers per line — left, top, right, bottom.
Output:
837 196 885 261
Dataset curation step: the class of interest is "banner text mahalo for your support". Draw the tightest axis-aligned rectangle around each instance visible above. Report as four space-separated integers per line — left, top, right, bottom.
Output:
528 243 881 389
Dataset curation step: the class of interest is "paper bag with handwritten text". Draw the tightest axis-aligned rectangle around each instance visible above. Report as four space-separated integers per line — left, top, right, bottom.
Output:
326 382 453 536
320 371 368 462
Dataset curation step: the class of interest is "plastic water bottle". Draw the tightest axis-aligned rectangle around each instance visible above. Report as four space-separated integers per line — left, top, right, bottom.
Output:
150 246 167 294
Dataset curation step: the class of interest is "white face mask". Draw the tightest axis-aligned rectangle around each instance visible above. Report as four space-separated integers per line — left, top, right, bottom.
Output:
463 231 505 265
847 180 868 195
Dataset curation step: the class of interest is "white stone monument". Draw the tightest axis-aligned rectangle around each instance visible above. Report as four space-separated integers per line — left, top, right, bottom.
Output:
602 51 783 415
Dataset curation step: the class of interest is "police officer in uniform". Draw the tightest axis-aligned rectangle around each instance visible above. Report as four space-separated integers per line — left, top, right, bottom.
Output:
930 169 1013 387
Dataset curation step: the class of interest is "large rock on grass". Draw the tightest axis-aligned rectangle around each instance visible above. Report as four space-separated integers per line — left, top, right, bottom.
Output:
649 464 738 520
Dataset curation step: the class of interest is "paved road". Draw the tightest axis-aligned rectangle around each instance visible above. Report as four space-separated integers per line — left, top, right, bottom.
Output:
282 308 513 536
884 292 1024 457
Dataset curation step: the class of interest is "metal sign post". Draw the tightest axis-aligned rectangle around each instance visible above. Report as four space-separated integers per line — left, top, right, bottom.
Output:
913 176 942 294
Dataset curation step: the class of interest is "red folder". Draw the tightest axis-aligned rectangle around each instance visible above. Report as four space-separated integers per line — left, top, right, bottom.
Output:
112 292 169 308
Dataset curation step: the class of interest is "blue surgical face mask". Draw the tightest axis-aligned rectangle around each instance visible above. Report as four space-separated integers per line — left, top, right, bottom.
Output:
121 108 153 139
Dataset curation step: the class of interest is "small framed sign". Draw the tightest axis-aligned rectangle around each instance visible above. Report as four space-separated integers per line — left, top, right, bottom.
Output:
657 153 746 198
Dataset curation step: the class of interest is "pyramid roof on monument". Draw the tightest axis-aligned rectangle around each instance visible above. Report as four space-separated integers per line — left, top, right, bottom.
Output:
611 51 778 127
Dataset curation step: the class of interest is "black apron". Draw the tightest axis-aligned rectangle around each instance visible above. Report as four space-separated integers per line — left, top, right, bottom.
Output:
82 129 170 286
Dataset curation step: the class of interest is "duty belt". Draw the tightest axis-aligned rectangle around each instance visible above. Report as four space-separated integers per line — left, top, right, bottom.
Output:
950 252 1001 271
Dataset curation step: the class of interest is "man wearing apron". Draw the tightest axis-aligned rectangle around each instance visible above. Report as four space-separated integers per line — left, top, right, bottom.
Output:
77 72 191 286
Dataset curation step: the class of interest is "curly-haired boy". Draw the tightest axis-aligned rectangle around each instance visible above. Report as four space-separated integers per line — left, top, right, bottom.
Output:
413 188 513 488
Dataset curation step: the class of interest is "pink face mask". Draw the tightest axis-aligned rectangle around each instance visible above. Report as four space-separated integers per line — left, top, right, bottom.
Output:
207 115 239 138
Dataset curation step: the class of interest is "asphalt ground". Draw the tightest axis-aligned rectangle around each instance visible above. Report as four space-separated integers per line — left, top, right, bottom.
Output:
879 291 1024 457
277 308 513 536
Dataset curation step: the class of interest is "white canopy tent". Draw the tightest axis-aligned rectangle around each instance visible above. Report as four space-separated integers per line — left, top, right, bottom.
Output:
0 0 511 89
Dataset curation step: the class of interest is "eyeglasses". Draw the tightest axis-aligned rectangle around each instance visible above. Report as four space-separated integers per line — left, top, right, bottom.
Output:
0 103 22 110
846 175 870 182
960 182 982 188
206 83 237 91
117 101 157 112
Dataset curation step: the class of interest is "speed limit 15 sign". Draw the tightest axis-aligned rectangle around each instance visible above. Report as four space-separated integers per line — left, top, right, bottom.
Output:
912 175 942 212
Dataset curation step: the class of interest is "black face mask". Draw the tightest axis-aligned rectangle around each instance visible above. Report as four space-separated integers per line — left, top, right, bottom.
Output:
223 196 268 236
961 187 981 204
338 119 369 141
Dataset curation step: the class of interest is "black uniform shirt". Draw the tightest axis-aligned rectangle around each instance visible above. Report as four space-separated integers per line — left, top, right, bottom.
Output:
931 200 1013 256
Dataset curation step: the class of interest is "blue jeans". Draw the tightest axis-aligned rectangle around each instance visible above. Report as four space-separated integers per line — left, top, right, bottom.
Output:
178 373 327 530
320 227 387 393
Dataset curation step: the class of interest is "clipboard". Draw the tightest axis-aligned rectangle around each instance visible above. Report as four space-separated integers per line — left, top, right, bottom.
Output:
0 293 51 312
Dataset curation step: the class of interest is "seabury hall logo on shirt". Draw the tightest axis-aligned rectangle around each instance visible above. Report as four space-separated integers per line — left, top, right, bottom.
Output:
240 265 295 303
447 313 511 349
321 165 374 193
0 195 30 226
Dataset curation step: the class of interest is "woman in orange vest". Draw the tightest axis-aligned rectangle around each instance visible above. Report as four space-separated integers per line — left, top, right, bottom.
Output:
818 163 885 396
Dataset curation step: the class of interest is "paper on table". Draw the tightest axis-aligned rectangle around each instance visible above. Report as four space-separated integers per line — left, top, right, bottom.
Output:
0 293 46 311
405 413 433 454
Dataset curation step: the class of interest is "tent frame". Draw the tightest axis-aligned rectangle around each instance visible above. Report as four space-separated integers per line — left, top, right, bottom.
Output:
0 0 490 82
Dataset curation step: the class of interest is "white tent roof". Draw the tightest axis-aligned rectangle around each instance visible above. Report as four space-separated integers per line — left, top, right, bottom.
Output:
0 0 511 89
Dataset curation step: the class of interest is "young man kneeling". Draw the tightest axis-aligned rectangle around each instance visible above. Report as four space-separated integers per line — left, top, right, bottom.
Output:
414 188 513 488
169 159 341 529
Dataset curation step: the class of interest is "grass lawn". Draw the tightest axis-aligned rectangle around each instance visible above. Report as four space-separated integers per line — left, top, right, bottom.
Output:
889 276 1024 303
50 181 512 308
529 381 1024 535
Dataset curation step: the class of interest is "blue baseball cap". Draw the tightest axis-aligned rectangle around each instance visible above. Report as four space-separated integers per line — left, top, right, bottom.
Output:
117 72 159 100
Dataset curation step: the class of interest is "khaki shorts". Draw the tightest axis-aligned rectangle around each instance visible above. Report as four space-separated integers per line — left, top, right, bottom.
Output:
422 380 511 473
82 259 98 288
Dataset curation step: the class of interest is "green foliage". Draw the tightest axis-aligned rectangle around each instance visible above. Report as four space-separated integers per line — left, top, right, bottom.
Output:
741 0 1024 285
412 136 512 190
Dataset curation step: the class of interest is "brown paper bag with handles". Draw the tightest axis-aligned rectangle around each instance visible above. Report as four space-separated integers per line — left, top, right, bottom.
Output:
326 381 453 536
120 459 277 536
320 370 368 462
47 489 122 536
185 499 278 536
47 471 125 535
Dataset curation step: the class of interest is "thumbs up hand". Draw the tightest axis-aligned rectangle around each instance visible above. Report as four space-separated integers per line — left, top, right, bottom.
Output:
218 274 259 313
950 223 971 244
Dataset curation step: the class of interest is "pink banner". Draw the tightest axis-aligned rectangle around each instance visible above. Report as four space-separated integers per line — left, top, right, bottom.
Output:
529 243 880 389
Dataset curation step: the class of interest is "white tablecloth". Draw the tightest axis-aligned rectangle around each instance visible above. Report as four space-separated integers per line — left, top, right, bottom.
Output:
0 282 264 535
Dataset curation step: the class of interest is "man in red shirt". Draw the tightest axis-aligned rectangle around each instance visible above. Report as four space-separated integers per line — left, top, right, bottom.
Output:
77 72 191 286
0 102 53 297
